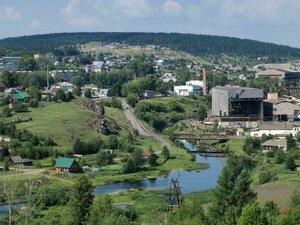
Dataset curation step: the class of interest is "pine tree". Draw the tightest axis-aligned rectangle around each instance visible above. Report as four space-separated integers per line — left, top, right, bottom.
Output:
209 156 256 225
69 175 94 225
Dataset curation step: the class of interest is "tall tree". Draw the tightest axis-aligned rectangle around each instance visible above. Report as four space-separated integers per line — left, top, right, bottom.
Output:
69 175 94 225
198 105 207 122
162 146 170 161
238 203 264 225
209 156 256 225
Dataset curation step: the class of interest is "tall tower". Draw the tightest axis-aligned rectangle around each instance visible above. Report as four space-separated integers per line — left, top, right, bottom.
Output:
202 67 207 96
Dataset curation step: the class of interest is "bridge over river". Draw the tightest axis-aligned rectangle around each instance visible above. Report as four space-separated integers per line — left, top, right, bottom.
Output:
175 133 230 141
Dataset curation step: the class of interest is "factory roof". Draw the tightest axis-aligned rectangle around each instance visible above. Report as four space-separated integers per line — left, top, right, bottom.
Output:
263 99 287 104
213 85 260 91
259 123 300 130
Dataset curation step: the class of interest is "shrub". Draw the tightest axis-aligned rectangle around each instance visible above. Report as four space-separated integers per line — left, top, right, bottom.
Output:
266 151 274 158
274 150 285 164
286 155 296 170
258 171 278 185
13 103 28 112
29 98 39 108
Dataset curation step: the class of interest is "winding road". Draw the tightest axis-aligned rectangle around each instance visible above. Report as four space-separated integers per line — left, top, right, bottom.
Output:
121 99 170 148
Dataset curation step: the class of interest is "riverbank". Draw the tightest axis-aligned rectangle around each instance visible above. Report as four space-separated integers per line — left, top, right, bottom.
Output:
90 143 209 186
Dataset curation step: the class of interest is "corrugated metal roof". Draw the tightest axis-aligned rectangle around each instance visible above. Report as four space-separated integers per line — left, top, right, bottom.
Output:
55 157 76 169
13 92 30 100
262 139 287 147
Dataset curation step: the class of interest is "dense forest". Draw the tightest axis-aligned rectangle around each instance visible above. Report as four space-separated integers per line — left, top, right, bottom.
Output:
1 32 300 59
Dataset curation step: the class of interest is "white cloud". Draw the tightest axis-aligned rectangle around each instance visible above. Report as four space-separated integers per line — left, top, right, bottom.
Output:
28 19 41 29
112 0 154 18
62 0 79 17
69 15 96 27
161 0 182 16
211 0 300 24
62 0 98 27
0 6 22 22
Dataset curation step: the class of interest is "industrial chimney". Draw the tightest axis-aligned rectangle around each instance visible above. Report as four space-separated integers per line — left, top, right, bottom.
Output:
202 67 207 96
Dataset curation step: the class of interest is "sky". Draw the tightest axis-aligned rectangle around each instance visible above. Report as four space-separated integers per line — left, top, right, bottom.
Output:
1 0 300 48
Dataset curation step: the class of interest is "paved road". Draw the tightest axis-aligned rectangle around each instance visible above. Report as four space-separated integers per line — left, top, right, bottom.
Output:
121 100 153 137
121 99 170 148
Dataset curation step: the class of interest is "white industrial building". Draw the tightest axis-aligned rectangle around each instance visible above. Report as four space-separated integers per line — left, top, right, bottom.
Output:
174 80 204 96
250 123 300 137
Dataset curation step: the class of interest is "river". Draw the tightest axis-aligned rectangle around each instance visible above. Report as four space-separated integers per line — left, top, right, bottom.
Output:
94 140 226 195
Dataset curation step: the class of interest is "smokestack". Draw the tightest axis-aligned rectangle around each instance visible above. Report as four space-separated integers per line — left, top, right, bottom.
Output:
202 67 207 96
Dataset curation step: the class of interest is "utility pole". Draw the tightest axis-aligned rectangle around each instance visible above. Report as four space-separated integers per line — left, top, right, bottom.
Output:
46 65 50 89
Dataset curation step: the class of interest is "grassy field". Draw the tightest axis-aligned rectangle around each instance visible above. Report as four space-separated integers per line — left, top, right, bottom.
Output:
15 102 98 148
14 100 129 148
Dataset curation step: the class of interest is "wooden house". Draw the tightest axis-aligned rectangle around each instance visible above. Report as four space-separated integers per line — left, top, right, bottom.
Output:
54 157 82 173
8 156 33 166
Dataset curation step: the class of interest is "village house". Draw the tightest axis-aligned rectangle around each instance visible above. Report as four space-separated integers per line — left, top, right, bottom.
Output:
13 92 30 101
83 84 98 93
8 156 33 166
92 60 105 73
261 139 287 152
54 157 82 173
0 136 11 142
50 70 77 82
51 82 74 92
160 73 177 83
95 89 110 98
250 122 300 137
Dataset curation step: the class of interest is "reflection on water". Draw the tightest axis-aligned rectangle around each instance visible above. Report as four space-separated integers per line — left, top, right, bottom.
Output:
94 140 226 195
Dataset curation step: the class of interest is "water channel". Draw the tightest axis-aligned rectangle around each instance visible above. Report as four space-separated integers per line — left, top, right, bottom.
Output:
94 140 226 195
0 141 226 215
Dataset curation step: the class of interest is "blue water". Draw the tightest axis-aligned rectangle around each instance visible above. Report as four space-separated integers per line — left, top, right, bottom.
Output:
94 140 225 195
0 204 24 215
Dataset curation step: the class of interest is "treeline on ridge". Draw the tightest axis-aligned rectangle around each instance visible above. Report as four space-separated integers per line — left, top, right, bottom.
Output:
0 32 300 59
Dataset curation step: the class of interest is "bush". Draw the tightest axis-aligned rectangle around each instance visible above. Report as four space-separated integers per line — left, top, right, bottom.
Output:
29 98 39 108
286 155 296 170
13 103 28 112
274 150 285 164
126 93 138 107
96 151 114 166
258 171 278 185
266 151 274 158
1 106 12 117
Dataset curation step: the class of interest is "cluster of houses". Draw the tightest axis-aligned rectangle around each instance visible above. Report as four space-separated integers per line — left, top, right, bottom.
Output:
0 57 22 72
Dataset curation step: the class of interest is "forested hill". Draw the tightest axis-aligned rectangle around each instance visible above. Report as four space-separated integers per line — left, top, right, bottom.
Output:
1 32 300 59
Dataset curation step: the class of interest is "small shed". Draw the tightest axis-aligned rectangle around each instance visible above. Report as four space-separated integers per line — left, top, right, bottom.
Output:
262 139 287 152
140 90 155 99
8 156 33 166
54 157 82 173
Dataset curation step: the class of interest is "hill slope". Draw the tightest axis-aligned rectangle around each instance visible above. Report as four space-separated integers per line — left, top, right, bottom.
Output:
0 32 299 59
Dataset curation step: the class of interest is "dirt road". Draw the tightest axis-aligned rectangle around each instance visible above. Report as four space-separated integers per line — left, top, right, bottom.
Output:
121 100 170 148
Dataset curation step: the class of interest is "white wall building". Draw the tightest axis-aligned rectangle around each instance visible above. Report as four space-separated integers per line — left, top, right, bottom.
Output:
174 80 204 96
250 123 300 137
186 80 204 86
174 85 194 96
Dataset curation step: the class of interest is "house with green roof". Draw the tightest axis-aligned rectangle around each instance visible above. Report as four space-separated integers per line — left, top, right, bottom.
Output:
13 92 30 101
54 157 82 173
